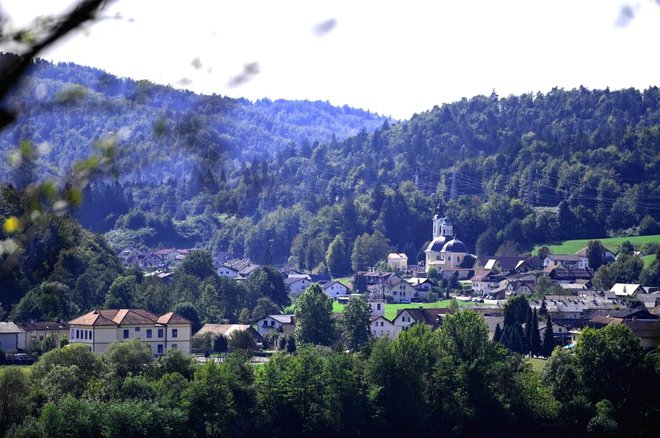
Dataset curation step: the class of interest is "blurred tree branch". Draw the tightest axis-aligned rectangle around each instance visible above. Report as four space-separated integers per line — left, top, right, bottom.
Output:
0 0 111 129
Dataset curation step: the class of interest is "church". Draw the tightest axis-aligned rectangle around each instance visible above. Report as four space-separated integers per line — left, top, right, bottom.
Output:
424 206 476 279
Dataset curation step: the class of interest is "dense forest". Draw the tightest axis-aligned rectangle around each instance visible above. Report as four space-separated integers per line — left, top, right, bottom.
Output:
72 82 660 269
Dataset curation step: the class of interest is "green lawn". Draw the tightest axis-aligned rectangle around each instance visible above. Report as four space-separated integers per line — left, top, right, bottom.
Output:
533 234 660 255
643 254 656 267
0 365 32 376
527 357 547 374
332 299 481 320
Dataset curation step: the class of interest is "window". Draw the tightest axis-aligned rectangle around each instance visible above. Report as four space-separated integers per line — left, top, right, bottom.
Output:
146 329 152 339
172 344 177 349
271 320 275 327
135 327 141 332
123 329 129 339
158 329 164 338
377 303 381 310
89 331 93 341
76 329 80 339
172 329 178 338
157 344 164 354
262 321 268 327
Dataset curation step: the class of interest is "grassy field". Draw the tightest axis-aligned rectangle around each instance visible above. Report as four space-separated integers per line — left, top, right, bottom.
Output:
333 299 480 320
533 234 660 255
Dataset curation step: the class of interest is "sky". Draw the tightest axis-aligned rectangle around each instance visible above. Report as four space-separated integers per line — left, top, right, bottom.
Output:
2 0 660 119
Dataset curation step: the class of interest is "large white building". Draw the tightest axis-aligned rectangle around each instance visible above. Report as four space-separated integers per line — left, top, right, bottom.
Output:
424 206 476 278
68 309 192 355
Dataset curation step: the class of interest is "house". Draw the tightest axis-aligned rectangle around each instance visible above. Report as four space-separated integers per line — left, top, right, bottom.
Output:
610 283 644 297
538 320 573 346
153 248 193 266
583 311 660 350
405 277 435 300
285 275 312 295
140 253 165 270
237 262 261 279
143 270 174 283
473 256 536 274
575 246 616 266
544 265 593 284
387 253 408 271
217 265 239 279
322 281 350 300
0 322 24 352
68 309 191 355
194 324 262 343
362 270 397 286
471 270 507 294
370 315 396 338
392 307 450 336
481 315 505 341
368 275 417 303
255 314 295 337
117 247 148 266
16 320 70 349
222 259 261 279
386 276 417 303
543 254 588 270
506 273 536 296
309 274 332 285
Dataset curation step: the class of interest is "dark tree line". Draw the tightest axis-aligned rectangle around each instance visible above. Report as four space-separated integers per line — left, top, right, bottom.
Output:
1 311 658 437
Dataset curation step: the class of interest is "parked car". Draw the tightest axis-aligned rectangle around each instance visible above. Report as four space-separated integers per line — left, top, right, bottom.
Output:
8 353 34 365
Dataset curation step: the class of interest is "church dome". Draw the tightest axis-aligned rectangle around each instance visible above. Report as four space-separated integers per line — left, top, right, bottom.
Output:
426 236 448 252
442 239 468 253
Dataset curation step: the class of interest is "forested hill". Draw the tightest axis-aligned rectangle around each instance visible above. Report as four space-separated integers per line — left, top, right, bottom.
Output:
0 53 388 180
67 85 659 273
1 53 659 274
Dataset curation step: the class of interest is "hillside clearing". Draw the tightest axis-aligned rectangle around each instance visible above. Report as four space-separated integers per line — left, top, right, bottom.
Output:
534 235 660 255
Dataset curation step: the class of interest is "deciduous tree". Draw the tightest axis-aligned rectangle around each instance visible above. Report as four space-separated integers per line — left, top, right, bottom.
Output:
341 296 371 351
294 284 335 346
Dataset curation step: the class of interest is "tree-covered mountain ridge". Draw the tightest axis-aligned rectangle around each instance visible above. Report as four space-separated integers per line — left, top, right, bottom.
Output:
0 53 389 180
1 53 658 272
74 82 660 269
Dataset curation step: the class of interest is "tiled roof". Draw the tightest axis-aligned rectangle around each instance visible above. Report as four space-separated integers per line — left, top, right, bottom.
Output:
546 254 583 262
471 269 494 282
624 320 660 338
69 309 189 326
195 324 255 338
157 312 191 325
322 281 347 290
68 311 117 326
610 283 643 296
396 308 450 328
0 322 23 334
16 320 69 331
266 314 294 324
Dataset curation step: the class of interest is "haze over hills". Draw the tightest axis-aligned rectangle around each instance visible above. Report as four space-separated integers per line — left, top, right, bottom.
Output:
0 54 389 181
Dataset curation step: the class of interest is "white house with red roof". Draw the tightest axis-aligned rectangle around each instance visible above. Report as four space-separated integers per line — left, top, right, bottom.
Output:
68 309 191 355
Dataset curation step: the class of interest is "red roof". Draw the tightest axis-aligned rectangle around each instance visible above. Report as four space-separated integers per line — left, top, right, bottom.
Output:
69 309 188 326
157 312 191 325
